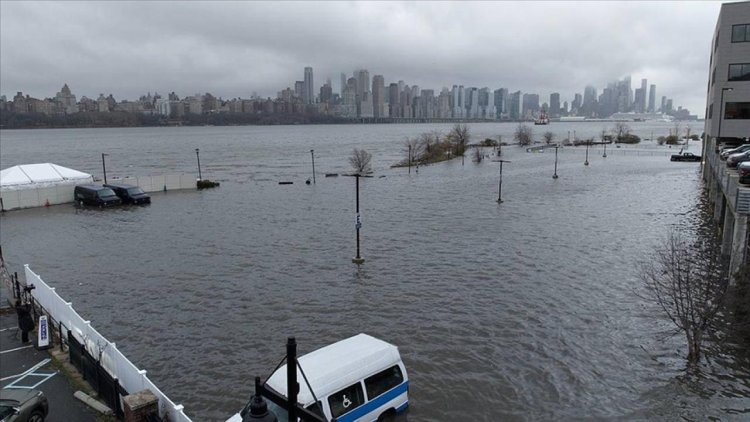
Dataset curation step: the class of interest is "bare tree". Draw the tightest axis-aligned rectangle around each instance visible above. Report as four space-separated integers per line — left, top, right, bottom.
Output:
515 124 533 146
349 149 373 175
472 146 483 163
543 131 555 145
446 123 470 156
403 137 423 165
613 122 631 141
640 228 728 363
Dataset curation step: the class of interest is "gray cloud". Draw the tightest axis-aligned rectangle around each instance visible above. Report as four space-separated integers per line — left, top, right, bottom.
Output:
0 1 721 114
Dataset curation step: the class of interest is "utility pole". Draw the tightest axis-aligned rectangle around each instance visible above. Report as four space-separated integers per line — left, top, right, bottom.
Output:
584 139 589 166
101 153 109 184
553 146 559 179
310 149 316 184
195 148 202 181
408 145 411 174
350 174 366 264
494 159 511 203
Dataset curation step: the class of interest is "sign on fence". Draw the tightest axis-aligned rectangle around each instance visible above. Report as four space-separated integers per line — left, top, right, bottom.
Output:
37 315 51 350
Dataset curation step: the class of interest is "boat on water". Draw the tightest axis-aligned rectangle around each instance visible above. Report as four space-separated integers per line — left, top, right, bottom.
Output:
534 112 550 125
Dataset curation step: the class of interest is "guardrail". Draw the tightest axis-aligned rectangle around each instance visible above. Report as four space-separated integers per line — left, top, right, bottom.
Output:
24 265 191 422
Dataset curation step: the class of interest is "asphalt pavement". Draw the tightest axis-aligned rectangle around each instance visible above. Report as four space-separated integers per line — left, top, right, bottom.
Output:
0 312 98 422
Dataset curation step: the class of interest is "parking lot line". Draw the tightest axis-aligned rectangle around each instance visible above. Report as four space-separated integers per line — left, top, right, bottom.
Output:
0 358 50 382
0 345 33 354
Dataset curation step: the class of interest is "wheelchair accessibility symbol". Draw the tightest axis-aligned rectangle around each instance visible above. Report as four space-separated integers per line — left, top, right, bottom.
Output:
342 394 352 409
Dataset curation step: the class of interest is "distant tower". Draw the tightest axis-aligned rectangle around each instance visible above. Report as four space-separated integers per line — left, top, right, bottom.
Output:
648 84 656 113
640 78 647 113
340 73 347 96
304 67 314 104
372 75 385 118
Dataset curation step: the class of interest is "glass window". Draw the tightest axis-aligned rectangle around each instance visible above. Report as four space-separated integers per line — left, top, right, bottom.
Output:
127 187 144 195
726 102 750 120
715 30 720 50
728 64 750 81
301 401 324 421
99 188 118 198
327 383 365 418
732 24 750 42
709 103 713 119
365 365 404 399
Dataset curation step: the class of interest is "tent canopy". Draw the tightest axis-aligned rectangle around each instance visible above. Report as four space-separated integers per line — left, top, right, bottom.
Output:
1 163 92 190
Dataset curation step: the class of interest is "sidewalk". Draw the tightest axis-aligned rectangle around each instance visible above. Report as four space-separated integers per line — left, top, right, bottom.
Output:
0 313 98 422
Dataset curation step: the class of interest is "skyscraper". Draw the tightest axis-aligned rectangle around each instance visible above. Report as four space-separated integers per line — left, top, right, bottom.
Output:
648 84 656 113
661 95 667 112
372 75 385 118
340 73 347 96
640 78 647 113
582 86 597 117
304 67 314 104
388 83 400 118
549 92 561 118
510 91 522 120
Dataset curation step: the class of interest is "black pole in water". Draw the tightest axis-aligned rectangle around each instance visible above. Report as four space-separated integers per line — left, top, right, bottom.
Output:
195 148 202 181
603 140 607 158
553 146 559 179
353 175 364 264
287 337 297 422
310 150 316 184
495 160 510 203
584 140 589 166
101 153 108 184
408 145 411 174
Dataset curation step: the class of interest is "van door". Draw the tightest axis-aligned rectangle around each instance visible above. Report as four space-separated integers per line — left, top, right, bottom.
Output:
326 382 366 422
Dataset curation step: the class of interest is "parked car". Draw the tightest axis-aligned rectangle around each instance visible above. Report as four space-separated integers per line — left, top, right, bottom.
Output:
738 162 750 185
721 144 750 160
74 184 121 207
727 151 750 168
0 388 49 422
670 152 702 162
103 183 151 205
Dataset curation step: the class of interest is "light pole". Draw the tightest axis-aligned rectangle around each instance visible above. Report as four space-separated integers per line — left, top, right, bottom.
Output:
584 138 589 166
310 149 316 184
494 159 511 202
553 146 559 179
718 87 733 144
101 153 109 184
408 144 412 174
602 139 607 158
352 174 365 264
195 148 202 181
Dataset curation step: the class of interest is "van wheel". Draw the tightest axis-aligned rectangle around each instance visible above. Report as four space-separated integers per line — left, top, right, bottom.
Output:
377 409 397 422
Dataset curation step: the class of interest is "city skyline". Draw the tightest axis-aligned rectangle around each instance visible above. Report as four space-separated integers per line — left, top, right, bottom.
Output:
0 2 723 115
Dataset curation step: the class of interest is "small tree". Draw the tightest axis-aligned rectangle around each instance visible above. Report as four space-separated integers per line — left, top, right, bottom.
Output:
543 131 555 145
613 122 631 142
447 123 470 157
403 137 423 165
349 149 372 174
515 124 533 146
640 228 728 363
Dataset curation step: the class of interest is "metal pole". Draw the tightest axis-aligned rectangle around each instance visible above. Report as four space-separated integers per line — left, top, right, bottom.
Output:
603 140 607 158
287 337 297 422
354 175 363 263
584 139 589 166
195 149 202 181
101 153 108 184
553 146 559 179
310 149 316 184
408 145 411 174
499 161 504 202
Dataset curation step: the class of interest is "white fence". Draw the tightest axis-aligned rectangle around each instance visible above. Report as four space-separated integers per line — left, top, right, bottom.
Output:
0 174 196 211
25 265 191 422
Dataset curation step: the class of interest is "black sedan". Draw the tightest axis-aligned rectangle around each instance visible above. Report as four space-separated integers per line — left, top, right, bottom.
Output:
670 152 702 162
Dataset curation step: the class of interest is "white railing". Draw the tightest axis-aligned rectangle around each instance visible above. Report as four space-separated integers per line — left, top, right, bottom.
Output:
25 265 191 422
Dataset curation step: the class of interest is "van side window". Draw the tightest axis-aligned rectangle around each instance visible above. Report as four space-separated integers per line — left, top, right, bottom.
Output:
365 365 404 399
327 383 365 418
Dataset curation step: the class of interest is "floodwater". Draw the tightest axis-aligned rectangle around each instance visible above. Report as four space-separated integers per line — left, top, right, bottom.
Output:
2 122 750 421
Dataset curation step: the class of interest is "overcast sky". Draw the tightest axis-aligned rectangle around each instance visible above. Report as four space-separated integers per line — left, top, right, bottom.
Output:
0 1 725 114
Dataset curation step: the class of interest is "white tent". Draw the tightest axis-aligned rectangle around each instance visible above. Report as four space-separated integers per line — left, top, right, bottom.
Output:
0 163 93 210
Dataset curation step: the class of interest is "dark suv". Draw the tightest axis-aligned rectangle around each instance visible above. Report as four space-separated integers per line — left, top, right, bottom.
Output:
74 185 122 207
0 388 49 422
104 183 151 205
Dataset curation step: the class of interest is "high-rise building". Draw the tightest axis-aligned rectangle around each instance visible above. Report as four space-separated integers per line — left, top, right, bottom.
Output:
304 67 314 104
478 88 490 118
340 73 347 96
320 82 333 104
495 88 507 119
648 84 656 113
510 91 522 120
522 93 540 119
388 83 400 118
372 75 386 118
294 81 305 100
660 96 667 112
571 93 582 115
582 86 597 117
634 88 645 113
356 70 370 96
549 92 561 118
457 85 465 118
639 78 647 113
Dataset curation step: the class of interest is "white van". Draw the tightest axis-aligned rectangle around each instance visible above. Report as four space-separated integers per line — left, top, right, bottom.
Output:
232 333 409 422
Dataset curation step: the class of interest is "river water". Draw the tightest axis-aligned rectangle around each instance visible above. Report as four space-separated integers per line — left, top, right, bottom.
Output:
2 122 750 421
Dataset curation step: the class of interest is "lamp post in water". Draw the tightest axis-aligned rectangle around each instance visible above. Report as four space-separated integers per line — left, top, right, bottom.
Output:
310 149 316 184
344 173 369 264
101 153 109 184
553 146 559 179
195 148 202 181
494 159 511 203
584 138 590 166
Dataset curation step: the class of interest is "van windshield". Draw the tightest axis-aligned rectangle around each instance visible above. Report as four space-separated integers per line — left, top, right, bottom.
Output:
127 187 145 195
99 188 117 198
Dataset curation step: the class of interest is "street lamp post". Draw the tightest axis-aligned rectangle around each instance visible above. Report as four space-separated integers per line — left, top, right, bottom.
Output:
101 153 109 184
310 149 316 184
553 146 559 179
494 159 511 202
584 138 589 166
602 139 607 158
352 174 365 264
718 87 733 144
195 148 202 181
